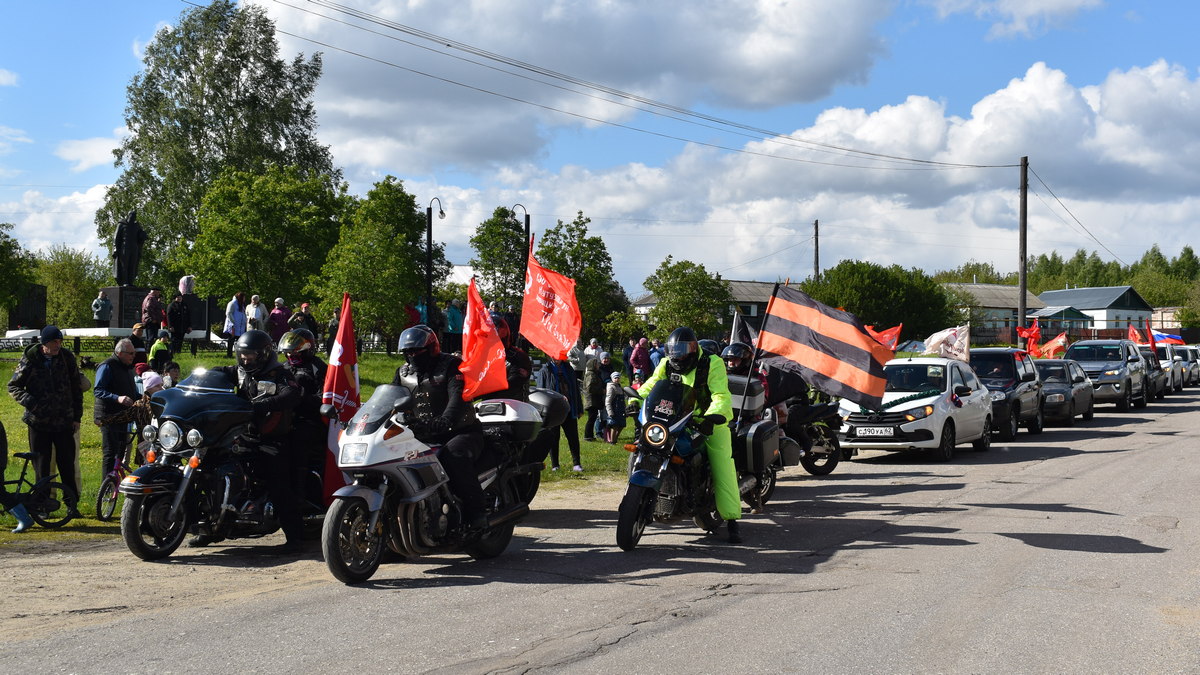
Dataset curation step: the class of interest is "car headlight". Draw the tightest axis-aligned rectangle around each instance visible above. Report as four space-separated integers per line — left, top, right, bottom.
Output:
157 421 182 451
990 391 1007 402
1161 365 1171 372
645 423 668 446
1102 369 1121 376
340 442 369 465
142 424 158 443
1045 393 1065 403
186 428 204 447
903 405 934 422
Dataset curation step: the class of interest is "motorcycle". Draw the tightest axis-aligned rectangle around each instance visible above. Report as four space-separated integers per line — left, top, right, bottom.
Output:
119 369 326 561
319 384 566 584
784 395 849 477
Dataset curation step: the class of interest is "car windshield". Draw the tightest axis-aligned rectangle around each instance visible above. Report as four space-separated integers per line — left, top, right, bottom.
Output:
1065 344 1122 362
1034 363 1067 383
970 354 1014 382
884 364 946 393
1155 346 1170 360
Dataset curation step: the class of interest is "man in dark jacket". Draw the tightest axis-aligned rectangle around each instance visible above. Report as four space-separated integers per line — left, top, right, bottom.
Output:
7 326 84 516
165 293 190 355
93 338 140 478
279 328 328 477
533 359 583 471
392 324 488 529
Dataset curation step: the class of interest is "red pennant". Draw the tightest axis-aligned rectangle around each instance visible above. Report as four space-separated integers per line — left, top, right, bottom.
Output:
519 239 582 360
460 277 508 400
319 293 358 504
865 324 902 351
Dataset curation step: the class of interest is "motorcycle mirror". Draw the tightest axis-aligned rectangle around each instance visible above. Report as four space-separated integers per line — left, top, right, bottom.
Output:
392 392 414 411
319 403 337 419
622 386 640 398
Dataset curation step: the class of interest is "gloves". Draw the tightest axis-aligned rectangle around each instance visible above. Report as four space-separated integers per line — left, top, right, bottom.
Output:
698 414 726 436
428 416 451 434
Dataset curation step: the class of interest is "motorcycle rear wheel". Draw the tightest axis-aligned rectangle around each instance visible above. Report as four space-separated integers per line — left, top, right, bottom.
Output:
743 468 778 508
616 485 656 551
800 426 841 476
95 476 120 522
121 492 191 560
466 483 519 560
512 470 542 505
322 498 385 584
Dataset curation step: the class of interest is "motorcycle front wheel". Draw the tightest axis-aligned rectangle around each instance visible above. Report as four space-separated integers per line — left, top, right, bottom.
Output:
322 498 385 584
120 492 191 560
616 485 656 551
800 425 841 476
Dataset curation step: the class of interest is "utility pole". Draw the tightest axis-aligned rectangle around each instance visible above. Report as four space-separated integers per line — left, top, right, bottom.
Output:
1018 156 1028 349
813 219 820 281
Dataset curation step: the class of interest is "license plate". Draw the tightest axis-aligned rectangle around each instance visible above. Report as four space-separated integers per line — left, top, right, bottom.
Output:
855 426 893 437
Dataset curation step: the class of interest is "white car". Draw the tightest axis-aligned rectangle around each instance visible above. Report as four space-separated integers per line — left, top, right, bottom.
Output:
838 357 992 461
1177 345 1200 386
1155 344 1186 393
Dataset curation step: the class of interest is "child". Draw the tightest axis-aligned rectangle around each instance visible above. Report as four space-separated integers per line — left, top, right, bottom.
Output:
142 371 165 396
604 372 626 444
148 329 172 372
162 361 182 389
626 374 644 438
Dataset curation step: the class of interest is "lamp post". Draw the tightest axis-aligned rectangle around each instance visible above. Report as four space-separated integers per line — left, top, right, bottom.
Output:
426 197 444 324
508 204 530 301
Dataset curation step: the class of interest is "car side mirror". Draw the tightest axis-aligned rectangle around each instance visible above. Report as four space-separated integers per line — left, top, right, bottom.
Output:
1021 371 1035 382
1127 355 1140 363
953 384 972 396
1073 375 1086 384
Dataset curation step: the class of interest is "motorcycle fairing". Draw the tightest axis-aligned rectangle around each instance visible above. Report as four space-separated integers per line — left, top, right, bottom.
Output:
332 484 386 512
119 463 183 496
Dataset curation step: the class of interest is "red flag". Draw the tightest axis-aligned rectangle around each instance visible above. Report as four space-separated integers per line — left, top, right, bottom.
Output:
460 277 507 400
1128 324 1143 344
1041 331 1069 358
1016 317 1041 344
520 240 582 360
1145 318 1156 352
865 324 902 351
756 284 892 410
320 293 358 504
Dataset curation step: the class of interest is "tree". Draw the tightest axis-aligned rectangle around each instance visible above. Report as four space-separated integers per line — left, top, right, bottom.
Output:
469 207 527 307
601 309 650 345
1170 245 1200 282
535 211 628 341
181 165 346 305
34 245 109 329
801 260 957 341
932 260 1012 285
0 223 36 321
96 0 337 289
642 256 733 339
1128 265 1190 308
311 176 450 344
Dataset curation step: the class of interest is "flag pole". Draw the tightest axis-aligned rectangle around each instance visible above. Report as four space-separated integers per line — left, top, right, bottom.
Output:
735 283 781 431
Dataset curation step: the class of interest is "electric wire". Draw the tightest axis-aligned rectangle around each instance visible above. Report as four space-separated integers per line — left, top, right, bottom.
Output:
1029 166 1127 266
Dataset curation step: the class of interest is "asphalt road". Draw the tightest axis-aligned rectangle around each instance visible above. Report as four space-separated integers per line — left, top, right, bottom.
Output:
3 390 1199 674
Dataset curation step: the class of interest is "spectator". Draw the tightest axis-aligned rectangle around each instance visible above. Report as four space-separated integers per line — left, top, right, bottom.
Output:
6 326 84 519
223 292 247 341
443 299 464 354
129 323 148 364
267 297 290 343
567 339 586 381
141 289 165 334
533 358 583 472
166 292 190 355
149 329 172 372
162 361 182 389
648 338 665 369
583 338 601 362
93 338 138 479
502 304 520 338
245 294 268 332
324 307 340 354
288 302 321 338
603 372 626 443
581 357 605 442
630 337 652 380
597 351 618 383
622 338 636 382
142 371 165 396
91 290 113 328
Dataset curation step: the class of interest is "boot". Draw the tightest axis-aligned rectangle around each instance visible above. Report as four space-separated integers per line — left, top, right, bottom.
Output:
10 504 34 533
726 519 742 544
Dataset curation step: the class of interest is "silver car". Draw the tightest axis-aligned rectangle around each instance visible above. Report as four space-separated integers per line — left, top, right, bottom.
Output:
1155 344 1185 393
1178 345 1200 386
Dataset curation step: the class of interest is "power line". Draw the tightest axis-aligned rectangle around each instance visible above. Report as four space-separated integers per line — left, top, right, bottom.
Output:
1029 166 1126 266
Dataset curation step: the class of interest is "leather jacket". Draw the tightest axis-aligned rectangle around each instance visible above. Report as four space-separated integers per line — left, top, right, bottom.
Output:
392 353 479 443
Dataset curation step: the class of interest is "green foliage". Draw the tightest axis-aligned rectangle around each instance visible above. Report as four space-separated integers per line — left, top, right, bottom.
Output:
469 207 528 306
643 256 733 338
182 165 346 304
535 211 628 341
34 245 110 328
931 260 1013 285
1128 265 1191 308
601 309 649 344
1170 246 1200 281
96 0 337 290
802 260 957 341
0 222 36 314
310 176 450 342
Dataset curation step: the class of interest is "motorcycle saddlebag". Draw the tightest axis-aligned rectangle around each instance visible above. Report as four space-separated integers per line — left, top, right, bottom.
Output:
726 374 766 419
734 419 779 474
475 399 543 442
527 387 570 430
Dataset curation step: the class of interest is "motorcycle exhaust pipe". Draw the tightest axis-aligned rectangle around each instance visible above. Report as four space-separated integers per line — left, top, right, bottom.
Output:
737 475 759 496
488 503 529 528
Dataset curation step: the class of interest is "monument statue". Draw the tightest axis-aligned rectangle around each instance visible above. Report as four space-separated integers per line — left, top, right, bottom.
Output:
113 209 147 286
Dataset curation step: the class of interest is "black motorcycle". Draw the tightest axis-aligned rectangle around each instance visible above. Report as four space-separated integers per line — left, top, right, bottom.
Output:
119 369 324 560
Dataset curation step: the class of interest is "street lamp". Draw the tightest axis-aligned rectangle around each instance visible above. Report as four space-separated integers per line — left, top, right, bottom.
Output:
426 197 445 323
508 203 530 301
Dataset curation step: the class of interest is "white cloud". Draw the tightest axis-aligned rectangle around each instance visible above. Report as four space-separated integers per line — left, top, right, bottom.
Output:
923 0 1104 38
0 68 17 86
0 125 32 155
3 186 108 257
55 128 125 172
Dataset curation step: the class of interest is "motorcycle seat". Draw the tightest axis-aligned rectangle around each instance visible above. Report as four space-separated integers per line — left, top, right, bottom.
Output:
787 401 840 425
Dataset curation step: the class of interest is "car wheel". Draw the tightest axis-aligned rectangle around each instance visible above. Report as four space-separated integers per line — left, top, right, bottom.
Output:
1175 374 1183 393
1157 379 1166 400
932 421 955 462
1063 401 1075 427
1115 384 1131 412
1082 397 1095 421
972 417 991 452
998 407 1019 441
1026 404 1044 434
1134 382 1148 408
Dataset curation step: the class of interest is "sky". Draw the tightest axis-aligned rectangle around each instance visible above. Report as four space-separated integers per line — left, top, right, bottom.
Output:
3 0 1200 299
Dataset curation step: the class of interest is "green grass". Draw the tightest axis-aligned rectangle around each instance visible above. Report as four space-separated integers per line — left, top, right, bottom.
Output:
1 350 630 541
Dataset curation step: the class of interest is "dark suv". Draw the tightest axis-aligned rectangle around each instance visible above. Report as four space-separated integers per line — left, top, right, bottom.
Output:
969 348 1045 441
1063 339 1148 412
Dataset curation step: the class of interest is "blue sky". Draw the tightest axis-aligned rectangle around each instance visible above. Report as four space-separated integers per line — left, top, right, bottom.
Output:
3 0 1200 299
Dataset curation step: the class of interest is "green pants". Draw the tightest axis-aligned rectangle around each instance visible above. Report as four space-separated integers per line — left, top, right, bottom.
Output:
704 424 741 521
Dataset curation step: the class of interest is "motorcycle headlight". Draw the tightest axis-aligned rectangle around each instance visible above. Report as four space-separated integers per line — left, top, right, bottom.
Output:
644 423 668 446
1045 393 1065 403
903 405 935 422
989 391 1007 402
157 421 182 451
186 428 204 447
142 425 157 443
340 442 369 465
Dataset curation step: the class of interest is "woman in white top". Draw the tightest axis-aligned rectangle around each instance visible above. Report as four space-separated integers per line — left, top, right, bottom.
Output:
245 294 268 332
223 292 246 339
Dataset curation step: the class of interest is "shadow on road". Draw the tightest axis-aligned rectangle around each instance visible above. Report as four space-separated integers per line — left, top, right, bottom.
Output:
996 532 1168 553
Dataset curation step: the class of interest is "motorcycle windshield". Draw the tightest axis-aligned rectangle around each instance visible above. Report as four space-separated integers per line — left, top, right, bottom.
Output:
638 377 695 435
177 368 237 393
345 383 410 437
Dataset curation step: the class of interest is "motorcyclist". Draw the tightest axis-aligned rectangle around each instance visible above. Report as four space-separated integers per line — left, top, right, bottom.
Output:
279 328 328 478
210 329 304 551
723 341 789 427
639 327 742 543
480 315 532 402
392 324 489 529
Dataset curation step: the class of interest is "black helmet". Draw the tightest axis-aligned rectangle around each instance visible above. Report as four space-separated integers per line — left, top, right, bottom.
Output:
665 327 699 373
721 341 753 375
235 329 276 374
279 328 316 365
398 324 440 371
698 339 720 356
490 313 511 348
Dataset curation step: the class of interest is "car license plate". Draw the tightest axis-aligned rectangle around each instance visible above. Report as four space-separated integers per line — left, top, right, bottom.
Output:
855 426 893 437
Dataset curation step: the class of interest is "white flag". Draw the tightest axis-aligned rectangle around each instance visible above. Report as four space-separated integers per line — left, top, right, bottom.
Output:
923 324 970 362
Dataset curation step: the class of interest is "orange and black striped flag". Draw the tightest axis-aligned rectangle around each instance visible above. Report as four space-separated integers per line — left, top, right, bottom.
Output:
755 284 893 410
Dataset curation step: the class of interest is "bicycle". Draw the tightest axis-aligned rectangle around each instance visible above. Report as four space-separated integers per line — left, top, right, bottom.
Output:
95 430 138 522
2 452 76 529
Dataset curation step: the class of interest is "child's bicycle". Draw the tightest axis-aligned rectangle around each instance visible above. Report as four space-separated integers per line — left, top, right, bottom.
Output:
2 452 76 528
94 433 138 522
